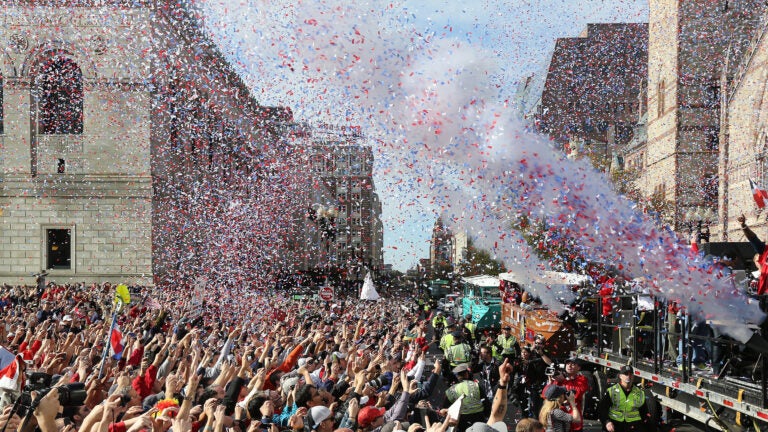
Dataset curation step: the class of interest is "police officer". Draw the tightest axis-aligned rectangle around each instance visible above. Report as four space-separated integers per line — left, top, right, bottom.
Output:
495 325 520 362
444 363 492 431
463 314 477 346
439 317 457 355
446 330 473 369
598 365 649 432
432 311 446 342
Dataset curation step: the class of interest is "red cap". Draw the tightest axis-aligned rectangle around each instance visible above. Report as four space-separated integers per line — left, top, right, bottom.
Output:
357 406 385 427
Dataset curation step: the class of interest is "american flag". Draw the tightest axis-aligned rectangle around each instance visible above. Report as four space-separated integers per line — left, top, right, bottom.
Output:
144 296 162 310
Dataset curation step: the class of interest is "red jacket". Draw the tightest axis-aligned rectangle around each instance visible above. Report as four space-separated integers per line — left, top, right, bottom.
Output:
132 364 158 399
555 373 590 431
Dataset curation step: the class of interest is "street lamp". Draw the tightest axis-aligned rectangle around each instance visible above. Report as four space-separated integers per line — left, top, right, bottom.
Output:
307 203 338 273
684 207 716 242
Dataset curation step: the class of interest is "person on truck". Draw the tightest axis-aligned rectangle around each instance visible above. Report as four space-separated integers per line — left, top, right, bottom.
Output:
598 365 649 432
739 214 768 298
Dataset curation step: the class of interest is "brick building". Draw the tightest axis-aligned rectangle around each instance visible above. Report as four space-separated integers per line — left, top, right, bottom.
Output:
539 23 648 167
293 124 383 288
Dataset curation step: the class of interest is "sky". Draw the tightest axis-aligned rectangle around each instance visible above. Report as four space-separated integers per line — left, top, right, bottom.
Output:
198 0 649 272
193 0 768 340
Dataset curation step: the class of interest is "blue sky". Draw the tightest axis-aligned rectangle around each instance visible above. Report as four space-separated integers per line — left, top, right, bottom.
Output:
200 0 649 272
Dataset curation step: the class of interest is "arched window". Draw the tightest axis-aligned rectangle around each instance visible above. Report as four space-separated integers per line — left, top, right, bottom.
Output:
35 56 83 135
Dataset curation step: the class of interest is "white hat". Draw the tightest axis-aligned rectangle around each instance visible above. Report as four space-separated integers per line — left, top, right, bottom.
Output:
308 406 332 429
62 315 73 322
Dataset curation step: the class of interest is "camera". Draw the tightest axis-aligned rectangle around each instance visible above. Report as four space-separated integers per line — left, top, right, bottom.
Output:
545 366 556 376
15 379 87 417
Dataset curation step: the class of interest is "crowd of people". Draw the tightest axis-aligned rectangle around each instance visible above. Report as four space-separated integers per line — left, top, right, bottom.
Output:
0 280 662 432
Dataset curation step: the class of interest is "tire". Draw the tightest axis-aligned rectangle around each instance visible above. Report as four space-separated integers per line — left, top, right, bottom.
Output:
594 370 608 398
644 389 661 431
581 371 599 420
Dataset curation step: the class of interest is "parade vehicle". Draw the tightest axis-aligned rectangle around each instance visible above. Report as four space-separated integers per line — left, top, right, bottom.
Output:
437 293 461 315
498 270 591 358
428 279 450 299
566 287 768 432
460 274 502 329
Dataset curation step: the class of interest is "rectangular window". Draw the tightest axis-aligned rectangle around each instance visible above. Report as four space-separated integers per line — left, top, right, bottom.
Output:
46 228 71 270
0 75 3 135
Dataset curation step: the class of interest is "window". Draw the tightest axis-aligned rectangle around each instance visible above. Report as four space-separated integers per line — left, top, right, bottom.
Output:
657 80 665 118
36 56 83 135
46 228 71 270
0 74 3 135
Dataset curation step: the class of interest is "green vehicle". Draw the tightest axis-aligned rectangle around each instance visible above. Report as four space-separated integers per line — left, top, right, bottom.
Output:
428 279 450 299
460 275 501 329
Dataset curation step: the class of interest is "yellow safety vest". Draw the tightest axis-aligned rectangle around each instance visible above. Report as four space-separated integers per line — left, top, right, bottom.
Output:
607 384 645 423
432 315 445 328
496 334 517 356
446 380 484 414
464 322 476 339
447 343 472 366
440 333 455 353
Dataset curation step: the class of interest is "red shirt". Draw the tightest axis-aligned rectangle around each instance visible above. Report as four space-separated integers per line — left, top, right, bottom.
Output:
555 373 590 431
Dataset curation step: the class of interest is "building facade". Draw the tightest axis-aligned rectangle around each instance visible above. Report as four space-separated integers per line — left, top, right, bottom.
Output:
294 124 383 288
639 0 763 231
539 23 648 168
721 12 768 238
0 0 304 286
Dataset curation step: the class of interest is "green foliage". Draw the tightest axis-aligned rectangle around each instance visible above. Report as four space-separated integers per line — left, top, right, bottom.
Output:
455 237 506 277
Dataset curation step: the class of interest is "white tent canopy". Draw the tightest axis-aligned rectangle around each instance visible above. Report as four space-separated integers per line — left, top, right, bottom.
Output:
360 272 380 301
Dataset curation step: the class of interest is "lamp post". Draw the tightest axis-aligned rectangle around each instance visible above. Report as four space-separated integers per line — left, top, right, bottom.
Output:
308 203 338 276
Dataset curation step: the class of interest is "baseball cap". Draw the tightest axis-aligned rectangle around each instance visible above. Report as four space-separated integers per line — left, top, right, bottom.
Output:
619 365 634 375
308 406 332 429
452 363 470 374
564 357 581 366
544 385 568 400
466 421 508 432
357 406 386 427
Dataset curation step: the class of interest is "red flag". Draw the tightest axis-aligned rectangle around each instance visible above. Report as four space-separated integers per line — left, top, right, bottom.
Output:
109 325 124 360
750 179 768 208
0 355 24 391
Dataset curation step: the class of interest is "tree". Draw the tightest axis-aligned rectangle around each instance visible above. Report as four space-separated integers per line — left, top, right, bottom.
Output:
455 237 506 278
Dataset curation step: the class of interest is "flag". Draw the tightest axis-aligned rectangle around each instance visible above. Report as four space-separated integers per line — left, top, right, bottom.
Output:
115 284 131 306
109 324 124 360
0 354 24 392
750 179 768 208
144 296 161 311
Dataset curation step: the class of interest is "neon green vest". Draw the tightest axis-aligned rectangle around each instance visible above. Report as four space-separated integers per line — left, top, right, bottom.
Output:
464 322 476 339
607 384 645 423
447 343 471 366
446 380 484 414
496 334 517 356
440 333 455 354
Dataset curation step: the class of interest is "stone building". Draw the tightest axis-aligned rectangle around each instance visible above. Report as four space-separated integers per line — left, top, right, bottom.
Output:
539 23 648 167
294 124 383 288
636 0 763 231
0 0 304 286
721 11 768 238
429 217 452 276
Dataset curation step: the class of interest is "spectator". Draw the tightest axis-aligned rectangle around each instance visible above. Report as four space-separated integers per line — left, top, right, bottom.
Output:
539 385 581 432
